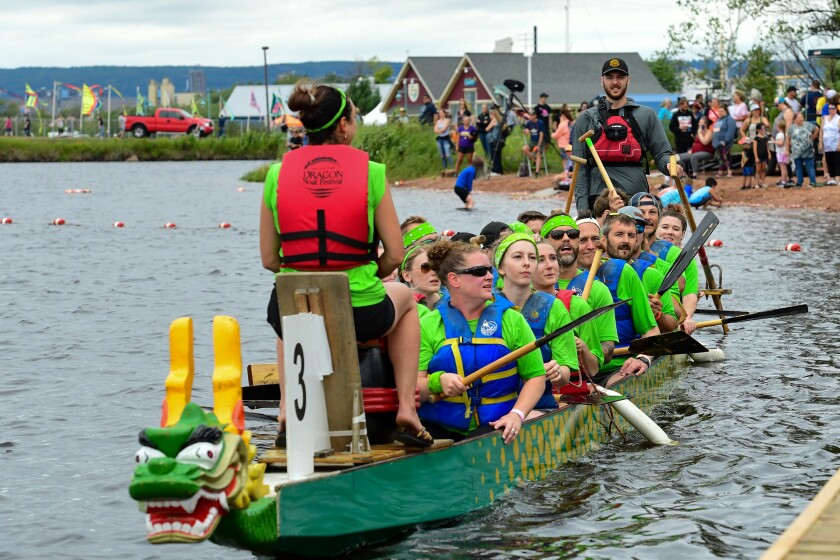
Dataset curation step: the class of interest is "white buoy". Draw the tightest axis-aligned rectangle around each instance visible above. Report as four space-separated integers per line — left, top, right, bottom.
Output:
689 348 726 362
596 386 674 445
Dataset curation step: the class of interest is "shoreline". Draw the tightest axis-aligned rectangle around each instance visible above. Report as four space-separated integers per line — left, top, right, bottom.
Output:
395 172 840 213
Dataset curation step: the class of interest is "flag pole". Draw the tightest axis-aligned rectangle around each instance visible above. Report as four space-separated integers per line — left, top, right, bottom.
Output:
51 82 58 137
107 87 112 137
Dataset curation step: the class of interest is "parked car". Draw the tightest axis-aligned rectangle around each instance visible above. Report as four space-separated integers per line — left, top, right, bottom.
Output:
124 108 213 138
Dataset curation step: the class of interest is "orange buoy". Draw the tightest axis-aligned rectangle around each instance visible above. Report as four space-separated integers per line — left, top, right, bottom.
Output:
113 221 125 228
1 217 12 224
784 243 802 252
442 229 456 236
52 218 66 226
219 222 231 229
164 222 177 229
705 239 723 247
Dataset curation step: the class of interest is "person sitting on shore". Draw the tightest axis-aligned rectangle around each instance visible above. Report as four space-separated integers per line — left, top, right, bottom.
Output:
494 233 578 410
676 116 714 179
417 239 547 444
260 80 432 448
689 177 723 209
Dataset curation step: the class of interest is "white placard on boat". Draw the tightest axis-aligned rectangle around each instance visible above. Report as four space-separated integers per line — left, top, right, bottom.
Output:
282 313 333 479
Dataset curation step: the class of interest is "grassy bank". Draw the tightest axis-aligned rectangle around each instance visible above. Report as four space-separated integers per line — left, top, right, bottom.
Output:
241 123 570 183
0 132 283 163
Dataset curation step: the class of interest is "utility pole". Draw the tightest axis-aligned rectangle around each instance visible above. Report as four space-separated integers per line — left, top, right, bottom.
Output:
565 0 571 52
534 26 538 54
262 46 270 130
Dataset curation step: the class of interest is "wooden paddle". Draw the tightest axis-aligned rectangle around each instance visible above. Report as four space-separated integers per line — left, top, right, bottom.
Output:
669 155 729 331
694 304 808 329
581 248 603 302
652 210 718 300
428 298 628 403
613 330 709 356
579 130 617 195
564 153 587 213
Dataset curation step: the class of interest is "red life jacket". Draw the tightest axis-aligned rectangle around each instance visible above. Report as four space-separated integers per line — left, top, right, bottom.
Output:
276 145 377 271
555 289 589 396
555 289 574 311
589 98 647 170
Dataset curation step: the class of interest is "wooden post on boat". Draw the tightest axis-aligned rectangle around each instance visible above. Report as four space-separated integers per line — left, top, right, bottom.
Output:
669 155 729 333
276 272 370 454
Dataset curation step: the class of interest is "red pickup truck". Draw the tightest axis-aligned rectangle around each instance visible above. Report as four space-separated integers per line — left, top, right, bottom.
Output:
124 108 214 138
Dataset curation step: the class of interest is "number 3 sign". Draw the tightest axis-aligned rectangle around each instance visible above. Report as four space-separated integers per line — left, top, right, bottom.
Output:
283 313 333 479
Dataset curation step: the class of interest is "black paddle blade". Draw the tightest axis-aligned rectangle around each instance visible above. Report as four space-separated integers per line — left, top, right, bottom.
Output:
627 330 708 356
242 383 280 406
535 298 630 348
693 308 749 317
658 211 719 296
716 304 808 326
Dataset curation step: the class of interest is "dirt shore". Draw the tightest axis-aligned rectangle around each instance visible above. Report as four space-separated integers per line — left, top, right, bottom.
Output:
395 171 840 213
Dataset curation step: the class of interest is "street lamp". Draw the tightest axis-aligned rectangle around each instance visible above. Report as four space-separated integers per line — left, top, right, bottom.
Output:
262 46 270 130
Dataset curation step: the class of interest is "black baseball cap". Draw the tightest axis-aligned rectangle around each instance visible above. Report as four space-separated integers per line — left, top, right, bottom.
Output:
450 231 477 244
539 92 549 98
602 58 629 76
786 85 797 93
479 221 510 247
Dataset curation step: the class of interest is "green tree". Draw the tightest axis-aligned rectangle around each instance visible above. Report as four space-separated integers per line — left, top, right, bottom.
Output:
346 77 380 116
322 71 341 83
646 50 685 92
373 65 393 84
737 45 777 104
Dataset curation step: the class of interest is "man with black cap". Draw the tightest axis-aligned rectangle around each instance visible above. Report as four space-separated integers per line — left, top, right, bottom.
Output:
534 93 552 134
785 86 801 114
571 57 681 214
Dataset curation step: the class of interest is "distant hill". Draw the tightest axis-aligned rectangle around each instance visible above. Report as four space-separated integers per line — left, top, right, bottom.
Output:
0 61 402 97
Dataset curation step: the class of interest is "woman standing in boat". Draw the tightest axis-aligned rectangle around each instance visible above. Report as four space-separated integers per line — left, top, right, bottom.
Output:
417 239 546 444
494 233 578 409
399 245 442 319
260 80 432 447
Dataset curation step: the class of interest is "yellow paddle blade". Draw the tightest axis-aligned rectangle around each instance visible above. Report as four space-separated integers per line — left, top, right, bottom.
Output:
164 317 195 427
212 315 244 434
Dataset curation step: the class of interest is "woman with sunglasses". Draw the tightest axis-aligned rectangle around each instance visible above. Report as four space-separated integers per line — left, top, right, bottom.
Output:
494 233 578 410
260 80 432 447
533 239 603 377
417 239 547 444
399 245 442 318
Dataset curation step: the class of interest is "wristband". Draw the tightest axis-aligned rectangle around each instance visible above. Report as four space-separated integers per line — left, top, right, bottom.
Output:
655 311 662 320
428 371 444 395
637 355 651 368
511 408 525 422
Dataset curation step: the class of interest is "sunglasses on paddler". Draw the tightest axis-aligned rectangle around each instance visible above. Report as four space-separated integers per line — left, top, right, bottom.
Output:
454 265 493 277
547 229 580 240
418 262 433 273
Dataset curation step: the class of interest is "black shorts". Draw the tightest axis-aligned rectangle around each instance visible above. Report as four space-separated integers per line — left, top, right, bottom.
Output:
454 186 470 203
458 145 474 154
266 285 395 341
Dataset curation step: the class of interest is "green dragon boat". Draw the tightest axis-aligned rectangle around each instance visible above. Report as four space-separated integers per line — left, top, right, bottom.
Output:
128 274 690 558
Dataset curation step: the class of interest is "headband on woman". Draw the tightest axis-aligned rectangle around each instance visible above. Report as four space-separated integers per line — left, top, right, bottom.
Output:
306 88 347 133
402 222 437 248
495 232 539 268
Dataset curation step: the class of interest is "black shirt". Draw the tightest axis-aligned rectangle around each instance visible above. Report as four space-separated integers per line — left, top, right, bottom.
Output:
476 112 491 133
534 103 552 131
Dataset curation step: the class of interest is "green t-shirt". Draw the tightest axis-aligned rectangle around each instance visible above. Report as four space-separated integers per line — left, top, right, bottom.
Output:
567 295 605 367
638 265 677 321
541 298 579 371
558 275 619 344
263 160 386 307
419 307 545 381
600 264 659 372
417 302 432 320
661 245 699 300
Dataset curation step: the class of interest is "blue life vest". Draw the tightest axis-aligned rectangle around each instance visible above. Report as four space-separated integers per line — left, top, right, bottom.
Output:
629 257 654 280
503 291 558 410
419 299 520 432
689 186 712 206
636 251 658 268
568 262 637 348
649 239 674 262
566 270 588 296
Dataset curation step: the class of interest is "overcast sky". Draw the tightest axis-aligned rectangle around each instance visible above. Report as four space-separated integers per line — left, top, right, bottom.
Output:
4 0 766 68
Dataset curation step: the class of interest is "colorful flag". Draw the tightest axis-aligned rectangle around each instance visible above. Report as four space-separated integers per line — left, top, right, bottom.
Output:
190 97 201 117
270 93 283 117
109 85 123 99
25 84 38 108
82 84 98 116
250 91 260 113
136 87 145 116
63 83 81 92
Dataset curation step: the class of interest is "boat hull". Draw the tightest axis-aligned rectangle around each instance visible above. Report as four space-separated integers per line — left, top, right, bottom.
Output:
217 354 688 557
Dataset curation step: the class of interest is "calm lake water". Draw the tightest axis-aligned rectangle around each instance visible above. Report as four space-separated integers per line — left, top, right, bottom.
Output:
1 161 838 560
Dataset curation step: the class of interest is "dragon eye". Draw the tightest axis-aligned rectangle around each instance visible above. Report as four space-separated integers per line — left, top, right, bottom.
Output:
176 441 223 470
135 446 165 464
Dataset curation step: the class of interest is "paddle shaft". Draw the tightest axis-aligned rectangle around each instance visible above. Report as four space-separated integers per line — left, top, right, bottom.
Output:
564 154 587 214
669 155 729 333
579 130 617 195
693 304 807 329
581 248 602 302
